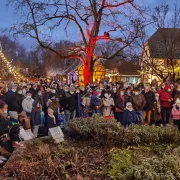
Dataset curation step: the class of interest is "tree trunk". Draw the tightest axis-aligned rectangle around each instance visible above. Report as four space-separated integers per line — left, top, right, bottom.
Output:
83 64 93 86
83 54 93 86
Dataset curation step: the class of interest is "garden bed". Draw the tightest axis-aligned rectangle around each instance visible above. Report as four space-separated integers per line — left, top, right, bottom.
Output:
1 116 180 180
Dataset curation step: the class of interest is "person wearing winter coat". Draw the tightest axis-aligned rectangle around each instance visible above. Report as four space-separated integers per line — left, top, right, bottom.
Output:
62 87 76 127
114 89 126 124
9 111 19 126
130 88 146 124
171 98 180 130
14 89 25 113
5 86 17 111
152 93 162 126
101 90 115 116
157 83 166 102
123 102 137 128
91 90 102 115
0 101 23 148
29 84 39 99
30 101 43 137
46 94 60 118
46 108 56 130
34 91 44 108
142 85 155 125
0 88 6 102
172 85 180 104
81 89 93 117
160 85 172 125
22 92 34 116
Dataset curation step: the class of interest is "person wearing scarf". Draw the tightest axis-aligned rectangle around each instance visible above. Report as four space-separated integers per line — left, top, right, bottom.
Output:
123 102 137 128
171 98 180 130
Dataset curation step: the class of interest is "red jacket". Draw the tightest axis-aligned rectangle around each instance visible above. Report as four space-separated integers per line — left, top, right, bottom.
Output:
160 86 172 107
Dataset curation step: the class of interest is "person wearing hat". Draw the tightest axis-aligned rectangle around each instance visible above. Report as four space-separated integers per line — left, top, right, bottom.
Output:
123 102 136 128
171 98 180 130
9 111 19 126
0 100 23 149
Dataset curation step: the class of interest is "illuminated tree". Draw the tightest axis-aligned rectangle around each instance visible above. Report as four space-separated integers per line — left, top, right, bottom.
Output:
9 0 143 85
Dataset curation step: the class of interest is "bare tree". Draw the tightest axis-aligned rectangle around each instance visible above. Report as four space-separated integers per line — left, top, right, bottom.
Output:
8 0 144 85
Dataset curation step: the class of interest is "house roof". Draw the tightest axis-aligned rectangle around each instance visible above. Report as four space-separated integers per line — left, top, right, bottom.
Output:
104 59 140 75
117 60 140 75
148 28 180 59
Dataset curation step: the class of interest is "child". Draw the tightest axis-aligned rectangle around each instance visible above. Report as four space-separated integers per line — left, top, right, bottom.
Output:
123 102 136 128
91 90 101 115
46 108 56 130
9 111 19 126
171 98 180 130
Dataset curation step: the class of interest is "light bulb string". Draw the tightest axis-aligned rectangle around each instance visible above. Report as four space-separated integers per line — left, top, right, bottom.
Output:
0 50 28 81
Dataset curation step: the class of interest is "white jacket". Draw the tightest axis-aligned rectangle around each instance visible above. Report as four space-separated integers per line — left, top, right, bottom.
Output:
22 98 34 113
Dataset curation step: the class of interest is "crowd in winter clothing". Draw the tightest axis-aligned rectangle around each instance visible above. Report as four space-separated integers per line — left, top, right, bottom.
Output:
0 79 180 164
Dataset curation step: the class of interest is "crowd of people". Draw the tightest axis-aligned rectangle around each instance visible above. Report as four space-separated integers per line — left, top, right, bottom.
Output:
0 79 180 164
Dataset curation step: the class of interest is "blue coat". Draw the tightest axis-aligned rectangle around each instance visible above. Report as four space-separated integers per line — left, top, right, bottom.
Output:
46 115 55 129
30 109 42 126
91 95 100 106
123 109 137 126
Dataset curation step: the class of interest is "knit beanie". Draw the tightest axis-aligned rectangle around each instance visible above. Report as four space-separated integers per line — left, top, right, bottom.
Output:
9 111 18 119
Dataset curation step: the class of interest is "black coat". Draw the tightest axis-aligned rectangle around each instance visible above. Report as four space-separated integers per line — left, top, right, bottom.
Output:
29 88 39 99
46 115 55 129
6 91 16 111
62 92 76 111
34 95 44 107
30 109 42 126
0 115 9 136
14 94 25 113
142 90 155 111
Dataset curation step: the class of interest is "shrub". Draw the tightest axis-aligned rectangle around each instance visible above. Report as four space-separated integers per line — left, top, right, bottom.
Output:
108 146 180 180
68 115 180 147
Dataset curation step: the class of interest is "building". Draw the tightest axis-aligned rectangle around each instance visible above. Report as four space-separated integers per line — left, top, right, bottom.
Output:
104 58 141 84
141 28 180 83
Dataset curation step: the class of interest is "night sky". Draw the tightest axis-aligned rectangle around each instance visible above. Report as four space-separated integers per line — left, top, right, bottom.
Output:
0 0 173 49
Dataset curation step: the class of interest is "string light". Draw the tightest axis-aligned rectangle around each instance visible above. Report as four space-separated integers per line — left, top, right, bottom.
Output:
0 49 28 82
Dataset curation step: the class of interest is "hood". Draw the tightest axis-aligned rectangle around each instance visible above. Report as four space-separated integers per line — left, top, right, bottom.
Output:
164 85 171 92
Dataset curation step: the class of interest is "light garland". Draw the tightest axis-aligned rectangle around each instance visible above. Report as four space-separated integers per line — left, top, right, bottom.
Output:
0 49 28 81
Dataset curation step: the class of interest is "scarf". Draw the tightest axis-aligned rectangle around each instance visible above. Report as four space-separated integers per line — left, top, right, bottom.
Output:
126 107 134 112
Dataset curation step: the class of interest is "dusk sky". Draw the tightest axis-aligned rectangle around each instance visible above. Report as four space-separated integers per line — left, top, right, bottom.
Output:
0 0 173 49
